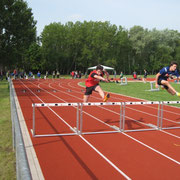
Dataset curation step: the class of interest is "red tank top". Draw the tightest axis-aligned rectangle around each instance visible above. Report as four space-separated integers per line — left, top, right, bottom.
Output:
85 70 104 87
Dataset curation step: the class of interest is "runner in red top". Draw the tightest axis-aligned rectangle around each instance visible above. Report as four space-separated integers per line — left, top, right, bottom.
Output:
83 65 110 102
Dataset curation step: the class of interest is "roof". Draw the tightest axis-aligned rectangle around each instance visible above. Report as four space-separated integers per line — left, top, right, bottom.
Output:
87 65 114 70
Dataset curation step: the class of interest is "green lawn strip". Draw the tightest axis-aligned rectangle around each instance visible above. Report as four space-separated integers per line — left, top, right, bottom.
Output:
80 81 180 107
0 81 16 180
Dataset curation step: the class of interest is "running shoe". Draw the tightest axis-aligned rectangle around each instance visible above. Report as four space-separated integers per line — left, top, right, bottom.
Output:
103 93 110 102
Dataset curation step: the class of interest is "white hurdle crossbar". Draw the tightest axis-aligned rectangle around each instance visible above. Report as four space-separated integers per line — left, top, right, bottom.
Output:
32 101 180 137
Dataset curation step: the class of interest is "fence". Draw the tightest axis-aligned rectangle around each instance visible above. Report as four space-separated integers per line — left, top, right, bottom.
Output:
10 80 32 180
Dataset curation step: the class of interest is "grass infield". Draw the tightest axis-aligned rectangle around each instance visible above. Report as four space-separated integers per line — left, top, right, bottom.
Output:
104 81 180 107
0 81 16 179
81 80 180 107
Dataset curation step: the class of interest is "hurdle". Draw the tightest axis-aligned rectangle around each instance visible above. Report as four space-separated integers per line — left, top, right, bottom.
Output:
31 102 124 137
31 103 81 137
147 81 159 91
158 101 180 130
116 77 127 85
32 101 180 137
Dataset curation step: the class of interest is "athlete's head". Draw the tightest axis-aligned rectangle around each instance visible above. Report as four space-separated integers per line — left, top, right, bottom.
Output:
169 61 178 71
96 65 103 75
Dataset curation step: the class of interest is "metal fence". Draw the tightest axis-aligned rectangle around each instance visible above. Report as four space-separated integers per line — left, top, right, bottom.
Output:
10 80 32 180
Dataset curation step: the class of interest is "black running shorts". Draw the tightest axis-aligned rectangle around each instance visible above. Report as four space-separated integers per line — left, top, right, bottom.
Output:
85 85 99 95
157 79 168 90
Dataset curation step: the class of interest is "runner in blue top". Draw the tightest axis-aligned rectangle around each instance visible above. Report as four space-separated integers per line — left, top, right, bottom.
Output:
155 61 180 96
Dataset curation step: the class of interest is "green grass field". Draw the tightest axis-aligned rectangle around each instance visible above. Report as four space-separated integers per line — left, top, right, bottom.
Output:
0 81 16 180
81 81 180 107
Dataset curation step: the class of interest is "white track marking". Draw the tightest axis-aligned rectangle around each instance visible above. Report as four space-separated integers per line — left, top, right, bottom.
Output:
79 135 131 180
29 80 180 165
68 81 180 116
52 81 180 138
77 81 180 113
20 81 73 129
62 81 180 122
20 80 131 179
122 132 180 165
160 130 180 139
66 80 180 137
48 83 157 128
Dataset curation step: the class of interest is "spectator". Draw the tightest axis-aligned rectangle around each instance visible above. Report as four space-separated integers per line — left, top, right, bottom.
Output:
133 71 137 79
37 71 41 79
143 69 148 83
56 71 60 78
6 70 10 81
71 71 75 79
13 69 17 79
78 71 82 78
120 71 123 79
0 69 3 81
52 71 55 78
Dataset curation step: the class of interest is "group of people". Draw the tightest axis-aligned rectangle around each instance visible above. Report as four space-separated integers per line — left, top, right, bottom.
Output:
70 71 82 79
132 69 148 82
0 69 62 80
0 69 33 80
1 62 180 102
51 71 60 79
83 62 180 103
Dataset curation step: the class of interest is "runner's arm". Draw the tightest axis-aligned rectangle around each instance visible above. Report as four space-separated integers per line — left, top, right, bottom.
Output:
94 75 109 82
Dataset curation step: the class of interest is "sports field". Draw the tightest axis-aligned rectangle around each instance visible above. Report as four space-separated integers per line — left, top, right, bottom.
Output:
11 78 180 179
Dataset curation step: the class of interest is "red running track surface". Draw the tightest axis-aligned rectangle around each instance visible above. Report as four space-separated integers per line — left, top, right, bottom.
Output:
13 79 180 180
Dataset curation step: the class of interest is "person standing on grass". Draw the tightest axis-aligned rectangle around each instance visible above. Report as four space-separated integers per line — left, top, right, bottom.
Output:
37 71 41 79
143 69 148 83
0 69 3 81
155 61 180 97
83 65 110 103
120 71 123 79
52 71 55 79
56 71 60 78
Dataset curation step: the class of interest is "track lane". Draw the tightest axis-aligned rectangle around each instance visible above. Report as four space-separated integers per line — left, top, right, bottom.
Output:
14 79 180 179
14 80 130 180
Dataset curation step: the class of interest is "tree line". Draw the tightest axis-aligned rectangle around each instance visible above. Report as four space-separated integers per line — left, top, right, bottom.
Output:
1 0 180 75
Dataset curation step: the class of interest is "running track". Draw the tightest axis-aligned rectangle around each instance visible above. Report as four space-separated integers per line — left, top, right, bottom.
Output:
13 79 180 180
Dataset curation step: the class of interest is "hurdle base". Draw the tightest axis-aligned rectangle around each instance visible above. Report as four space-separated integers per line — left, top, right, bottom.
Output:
31 129 78 137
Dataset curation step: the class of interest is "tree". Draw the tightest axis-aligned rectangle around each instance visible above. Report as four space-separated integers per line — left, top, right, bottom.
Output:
0 0 37 70
24 42 41 72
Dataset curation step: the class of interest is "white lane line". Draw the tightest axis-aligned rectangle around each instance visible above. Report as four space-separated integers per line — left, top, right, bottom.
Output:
20 80 131 179
55 81 180 139
36 80 180 165
20 81 73 129
67 80 180 137
79 135 131 180
62 81 180 124
160 130 180 139
122 132 180 165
